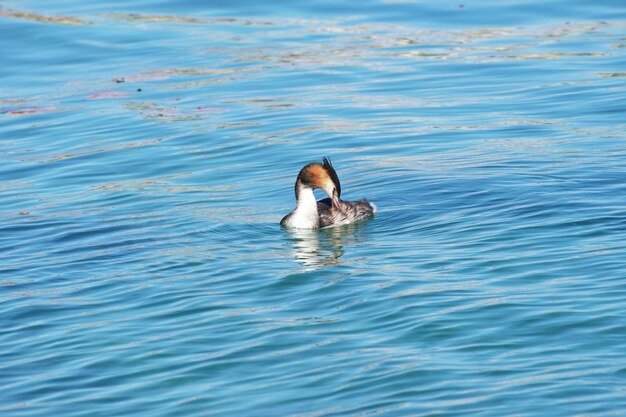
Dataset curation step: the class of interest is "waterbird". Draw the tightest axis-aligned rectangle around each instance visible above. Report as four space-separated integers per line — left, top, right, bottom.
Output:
280 157 376 229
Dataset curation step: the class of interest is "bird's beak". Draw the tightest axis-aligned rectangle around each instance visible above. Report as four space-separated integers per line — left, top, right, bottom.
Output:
331 189 341 209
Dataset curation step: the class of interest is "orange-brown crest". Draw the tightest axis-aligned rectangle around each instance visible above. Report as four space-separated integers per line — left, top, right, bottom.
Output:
298 163 327 188
295 157 342 200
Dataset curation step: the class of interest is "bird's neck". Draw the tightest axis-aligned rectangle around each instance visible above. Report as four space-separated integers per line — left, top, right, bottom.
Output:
290 183 319 228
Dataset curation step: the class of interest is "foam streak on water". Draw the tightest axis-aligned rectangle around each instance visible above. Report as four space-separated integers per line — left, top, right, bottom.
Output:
1 0 626 416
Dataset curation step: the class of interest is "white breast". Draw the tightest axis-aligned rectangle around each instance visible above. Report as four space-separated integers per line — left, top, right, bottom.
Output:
282 187 319 229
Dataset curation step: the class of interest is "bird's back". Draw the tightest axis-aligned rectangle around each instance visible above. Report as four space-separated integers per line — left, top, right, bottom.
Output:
317 198 375 228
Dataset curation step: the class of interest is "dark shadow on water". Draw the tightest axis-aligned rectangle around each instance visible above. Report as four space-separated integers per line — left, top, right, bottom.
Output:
284 219 371 269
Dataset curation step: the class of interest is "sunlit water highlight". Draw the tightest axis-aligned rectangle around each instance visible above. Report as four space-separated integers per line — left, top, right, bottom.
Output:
1 0 626 416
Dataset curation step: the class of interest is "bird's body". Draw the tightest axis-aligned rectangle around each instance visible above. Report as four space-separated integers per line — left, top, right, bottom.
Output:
280 158 375 229
316 198 376 228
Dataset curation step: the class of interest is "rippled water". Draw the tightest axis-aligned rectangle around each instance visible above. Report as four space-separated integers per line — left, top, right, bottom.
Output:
2 0 626 415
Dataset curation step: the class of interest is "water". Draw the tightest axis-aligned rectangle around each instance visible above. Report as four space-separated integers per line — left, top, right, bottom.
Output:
1 0 626 415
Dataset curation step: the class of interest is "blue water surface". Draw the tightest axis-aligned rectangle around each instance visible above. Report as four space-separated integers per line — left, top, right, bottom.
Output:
1 0 626 416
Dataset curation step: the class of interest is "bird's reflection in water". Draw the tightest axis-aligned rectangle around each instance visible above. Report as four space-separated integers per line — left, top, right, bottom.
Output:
285 221 369 269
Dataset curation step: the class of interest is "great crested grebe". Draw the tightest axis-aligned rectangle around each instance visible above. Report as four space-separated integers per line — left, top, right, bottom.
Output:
280 157 376 229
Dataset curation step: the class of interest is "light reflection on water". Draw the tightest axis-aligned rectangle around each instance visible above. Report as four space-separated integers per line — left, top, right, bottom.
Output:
285 221 372 269
1 0 626 416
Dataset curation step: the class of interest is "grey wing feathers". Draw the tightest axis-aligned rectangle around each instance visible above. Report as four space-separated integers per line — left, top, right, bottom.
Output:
317 198 375 228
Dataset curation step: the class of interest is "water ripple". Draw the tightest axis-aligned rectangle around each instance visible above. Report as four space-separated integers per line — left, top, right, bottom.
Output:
2 1 626 416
